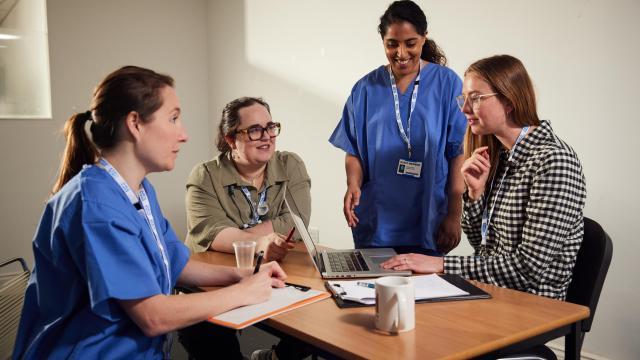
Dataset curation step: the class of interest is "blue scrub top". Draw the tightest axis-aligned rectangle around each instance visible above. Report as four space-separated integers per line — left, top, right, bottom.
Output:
13 165 190 359
329 64 466 250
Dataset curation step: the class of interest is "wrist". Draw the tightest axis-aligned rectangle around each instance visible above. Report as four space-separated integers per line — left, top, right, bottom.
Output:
466 189 483 202
233 267 250 282
228 282 251 306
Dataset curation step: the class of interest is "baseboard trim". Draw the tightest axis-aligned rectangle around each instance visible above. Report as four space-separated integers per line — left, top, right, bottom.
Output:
547 342 610 360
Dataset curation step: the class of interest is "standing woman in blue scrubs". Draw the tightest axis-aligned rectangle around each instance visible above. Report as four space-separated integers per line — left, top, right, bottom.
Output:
329 0 467 255
13 66 286 359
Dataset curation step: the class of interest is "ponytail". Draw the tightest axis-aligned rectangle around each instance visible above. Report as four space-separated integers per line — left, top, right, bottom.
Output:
52 111 99 194
421 38 447 65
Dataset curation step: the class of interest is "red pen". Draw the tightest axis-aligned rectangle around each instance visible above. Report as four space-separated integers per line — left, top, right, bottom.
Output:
285 227 296 242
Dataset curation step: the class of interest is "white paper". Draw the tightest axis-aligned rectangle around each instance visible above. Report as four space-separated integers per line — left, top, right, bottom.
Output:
211 287 326 328
328 274 469 305
413 274 469 299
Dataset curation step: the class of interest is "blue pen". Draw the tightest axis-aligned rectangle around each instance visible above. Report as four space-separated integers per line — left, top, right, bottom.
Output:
356 281 375 289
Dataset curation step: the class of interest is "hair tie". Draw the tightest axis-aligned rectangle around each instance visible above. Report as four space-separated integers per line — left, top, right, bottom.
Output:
84 110 93 122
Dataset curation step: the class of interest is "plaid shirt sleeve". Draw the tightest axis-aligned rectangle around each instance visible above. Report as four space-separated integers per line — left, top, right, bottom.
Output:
444 148 586 299
460 191 484 249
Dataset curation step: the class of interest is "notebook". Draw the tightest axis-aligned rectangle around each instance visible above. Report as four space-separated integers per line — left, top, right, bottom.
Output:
325 274 491 308
286 200 411 279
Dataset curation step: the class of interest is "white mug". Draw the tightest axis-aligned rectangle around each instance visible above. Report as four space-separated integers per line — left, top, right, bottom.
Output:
375 276 415 333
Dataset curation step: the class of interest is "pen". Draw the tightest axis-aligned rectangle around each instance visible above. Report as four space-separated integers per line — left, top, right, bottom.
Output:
284 227 296 242
253 250 264 274
285 282 311 292
356 281 375 289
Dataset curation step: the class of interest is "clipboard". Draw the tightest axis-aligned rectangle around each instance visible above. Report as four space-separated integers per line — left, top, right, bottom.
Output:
325 274 491 308
176 285 330 329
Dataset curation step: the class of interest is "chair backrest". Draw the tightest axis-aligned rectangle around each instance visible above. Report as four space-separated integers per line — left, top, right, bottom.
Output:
566 217 613 333
0 257 30 360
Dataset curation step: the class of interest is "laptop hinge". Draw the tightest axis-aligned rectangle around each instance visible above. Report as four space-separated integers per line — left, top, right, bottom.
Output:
316 252 326 273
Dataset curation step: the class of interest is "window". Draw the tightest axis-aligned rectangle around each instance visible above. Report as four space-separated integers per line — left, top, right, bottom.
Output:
0 0 51 119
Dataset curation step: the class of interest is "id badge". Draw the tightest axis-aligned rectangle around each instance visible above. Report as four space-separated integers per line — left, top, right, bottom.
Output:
396 159 422 178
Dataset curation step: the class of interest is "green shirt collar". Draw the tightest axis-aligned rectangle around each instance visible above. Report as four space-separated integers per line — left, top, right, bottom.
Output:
217 151 288 188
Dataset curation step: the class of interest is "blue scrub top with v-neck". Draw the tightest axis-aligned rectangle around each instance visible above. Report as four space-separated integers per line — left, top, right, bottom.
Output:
13 165 190 359
329 63 466 251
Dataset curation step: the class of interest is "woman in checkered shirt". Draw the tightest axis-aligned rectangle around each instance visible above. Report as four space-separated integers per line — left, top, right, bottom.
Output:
382 55 586 300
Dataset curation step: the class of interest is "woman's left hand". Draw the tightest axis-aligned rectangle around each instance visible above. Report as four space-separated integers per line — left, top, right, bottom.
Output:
380 253 444 274
436 213 462 254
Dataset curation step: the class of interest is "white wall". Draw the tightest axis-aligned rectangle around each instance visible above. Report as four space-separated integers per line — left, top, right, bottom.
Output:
0 0 637 359
0 0 210 271
207 1 639 358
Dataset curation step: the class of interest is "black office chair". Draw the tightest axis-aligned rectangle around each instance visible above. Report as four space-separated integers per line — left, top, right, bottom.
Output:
497 217 613 360
563 216 613 355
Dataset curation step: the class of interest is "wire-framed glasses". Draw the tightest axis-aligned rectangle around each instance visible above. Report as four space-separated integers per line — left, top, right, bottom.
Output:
456 93 498 111
235 122 281 141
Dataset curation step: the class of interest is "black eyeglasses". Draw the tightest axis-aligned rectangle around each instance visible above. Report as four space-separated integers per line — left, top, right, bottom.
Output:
235 122 281 141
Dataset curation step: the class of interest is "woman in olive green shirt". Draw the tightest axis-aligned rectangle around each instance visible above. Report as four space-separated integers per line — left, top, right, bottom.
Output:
185 97 311 262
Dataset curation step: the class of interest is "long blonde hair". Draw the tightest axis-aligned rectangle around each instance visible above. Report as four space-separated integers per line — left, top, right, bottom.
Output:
463 55 541 187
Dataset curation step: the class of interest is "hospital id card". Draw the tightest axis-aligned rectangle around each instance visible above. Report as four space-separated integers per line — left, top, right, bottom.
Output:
397 159 422 178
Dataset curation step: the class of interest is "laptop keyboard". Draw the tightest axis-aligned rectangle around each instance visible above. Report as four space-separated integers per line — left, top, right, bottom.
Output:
327 252 370 272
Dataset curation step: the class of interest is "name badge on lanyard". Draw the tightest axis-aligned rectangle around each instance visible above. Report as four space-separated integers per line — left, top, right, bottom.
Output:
389 63 423 178
396 159 422 178
480 126 529 246
97 158 172 295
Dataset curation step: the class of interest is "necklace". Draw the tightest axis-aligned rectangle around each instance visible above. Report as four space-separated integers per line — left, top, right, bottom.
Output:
240 171 264 188
236 163 267 189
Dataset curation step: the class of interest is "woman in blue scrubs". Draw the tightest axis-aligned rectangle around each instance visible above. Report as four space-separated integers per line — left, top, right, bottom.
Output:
329 0 467 255
13 66 286 359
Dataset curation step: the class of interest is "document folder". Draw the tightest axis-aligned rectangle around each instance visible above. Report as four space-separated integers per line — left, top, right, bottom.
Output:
325 274 490 308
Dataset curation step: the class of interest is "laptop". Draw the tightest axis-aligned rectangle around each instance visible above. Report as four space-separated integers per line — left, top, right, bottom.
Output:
286 201 411 279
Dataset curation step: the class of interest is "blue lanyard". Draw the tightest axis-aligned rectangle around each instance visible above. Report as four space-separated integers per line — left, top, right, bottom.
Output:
240 186 268 228
480 126 529 245
98 158 171 294
389 62 422 159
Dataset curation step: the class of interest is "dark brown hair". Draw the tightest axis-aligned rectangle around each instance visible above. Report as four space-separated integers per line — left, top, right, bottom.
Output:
378 0 447 65
52 66 174 193
463 55 541 184
216 97 271 154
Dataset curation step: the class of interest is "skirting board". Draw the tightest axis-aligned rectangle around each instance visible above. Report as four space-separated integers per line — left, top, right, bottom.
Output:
547 342 611 360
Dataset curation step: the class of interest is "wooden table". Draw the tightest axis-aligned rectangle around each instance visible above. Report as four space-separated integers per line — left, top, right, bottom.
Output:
192 244 589 360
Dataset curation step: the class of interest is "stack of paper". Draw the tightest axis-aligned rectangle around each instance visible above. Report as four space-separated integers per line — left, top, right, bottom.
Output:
327 274 470 305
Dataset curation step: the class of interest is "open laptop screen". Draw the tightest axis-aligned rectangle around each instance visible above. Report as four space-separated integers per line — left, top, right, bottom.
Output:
285 198 322 272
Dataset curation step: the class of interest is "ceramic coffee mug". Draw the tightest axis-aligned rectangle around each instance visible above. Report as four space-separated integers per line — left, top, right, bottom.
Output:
375 276 415 333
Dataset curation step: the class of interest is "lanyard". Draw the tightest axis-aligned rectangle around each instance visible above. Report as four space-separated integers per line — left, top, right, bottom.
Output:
389 62 422 158
98 158 171 294
240 186 268 228
480 126 529 245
